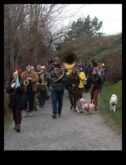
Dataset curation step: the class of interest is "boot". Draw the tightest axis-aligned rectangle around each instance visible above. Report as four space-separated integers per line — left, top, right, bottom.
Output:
34 106 38 111
52 113 57 119
15 125 20 132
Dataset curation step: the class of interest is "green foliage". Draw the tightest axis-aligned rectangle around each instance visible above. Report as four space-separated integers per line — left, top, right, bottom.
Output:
64 15 103 41
4 113 13 131
79 33 121 59
79 33 122 82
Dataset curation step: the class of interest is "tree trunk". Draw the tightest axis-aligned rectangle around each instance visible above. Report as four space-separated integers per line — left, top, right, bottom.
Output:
10 41 14 72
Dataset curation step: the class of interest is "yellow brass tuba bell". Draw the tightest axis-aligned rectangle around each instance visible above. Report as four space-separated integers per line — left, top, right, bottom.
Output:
62 51 77 75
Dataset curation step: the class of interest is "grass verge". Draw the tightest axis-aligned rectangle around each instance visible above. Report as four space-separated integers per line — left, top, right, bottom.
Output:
4 112 13 132
98 80 122 134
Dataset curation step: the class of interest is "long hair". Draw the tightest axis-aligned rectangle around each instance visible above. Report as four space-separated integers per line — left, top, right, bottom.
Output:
92 59 97 67
69 68 79 80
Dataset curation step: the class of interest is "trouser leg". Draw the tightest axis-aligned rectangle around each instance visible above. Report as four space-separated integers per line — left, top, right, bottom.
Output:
51 89 57 114
57 90 64 114
27 92 35 112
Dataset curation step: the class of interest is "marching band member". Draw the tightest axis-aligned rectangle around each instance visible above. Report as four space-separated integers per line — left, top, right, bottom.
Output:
31 65 38 111
47 56 68 119
6 70 25 132
36 66 47 108
21 64 38 116
36 64 42 107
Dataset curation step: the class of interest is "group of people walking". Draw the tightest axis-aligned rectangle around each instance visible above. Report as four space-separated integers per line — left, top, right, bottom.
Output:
6 51 107 132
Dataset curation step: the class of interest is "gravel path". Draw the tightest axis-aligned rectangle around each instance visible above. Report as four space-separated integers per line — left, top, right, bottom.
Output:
4 91 122 150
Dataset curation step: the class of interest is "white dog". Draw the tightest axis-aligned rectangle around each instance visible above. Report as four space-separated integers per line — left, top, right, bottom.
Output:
109 94 118 112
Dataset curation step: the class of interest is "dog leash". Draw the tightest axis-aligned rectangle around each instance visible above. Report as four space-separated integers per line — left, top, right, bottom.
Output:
99 91 109 103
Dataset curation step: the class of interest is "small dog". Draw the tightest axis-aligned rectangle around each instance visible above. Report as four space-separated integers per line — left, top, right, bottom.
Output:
77 98 95 113
88 100 95 113
84 103 89 111
109 94 118 112
84 100 95 113
77 98 86 113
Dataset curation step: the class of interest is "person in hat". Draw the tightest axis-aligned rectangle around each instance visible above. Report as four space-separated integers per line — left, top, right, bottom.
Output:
6 70 25 132
30 65 38 111
36 65 47 108
21 64 38 116
47 56 68 119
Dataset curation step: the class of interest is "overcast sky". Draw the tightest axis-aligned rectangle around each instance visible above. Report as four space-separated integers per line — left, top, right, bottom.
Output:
54 4 122 35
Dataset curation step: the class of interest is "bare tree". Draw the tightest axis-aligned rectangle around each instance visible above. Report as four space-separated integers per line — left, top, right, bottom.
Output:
4 4 68 79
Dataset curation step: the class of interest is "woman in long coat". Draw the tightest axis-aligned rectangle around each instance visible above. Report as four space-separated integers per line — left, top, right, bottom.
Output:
6 70 25 132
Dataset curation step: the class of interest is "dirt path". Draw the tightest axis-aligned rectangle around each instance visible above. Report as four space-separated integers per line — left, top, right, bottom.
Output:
4 91 122 150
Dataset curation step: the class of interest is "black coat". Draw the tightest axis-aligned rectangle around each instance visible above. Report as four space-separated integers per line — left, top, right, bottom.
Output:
47 69 68 91
6 80 25 111
89 74 102 91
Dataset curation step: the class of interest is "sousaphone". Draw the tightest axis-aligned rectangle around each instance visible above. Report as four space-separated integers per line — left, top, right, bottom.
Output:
62 51 77 75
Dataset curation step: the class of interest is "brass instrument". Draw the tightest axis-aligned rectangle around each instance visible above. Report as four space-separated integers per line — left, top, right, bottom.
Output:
51 69 64 82
36 72 47 86
48 67 64 83
40 74 47 86
24 79 29 86
62 51 77 75
46 51 77 82
23 72 30 86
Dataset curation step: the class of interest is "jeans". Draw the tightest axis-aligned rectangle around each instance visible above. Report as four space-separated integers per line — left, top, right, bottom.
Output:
51 88 64 115
78 88 84 98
